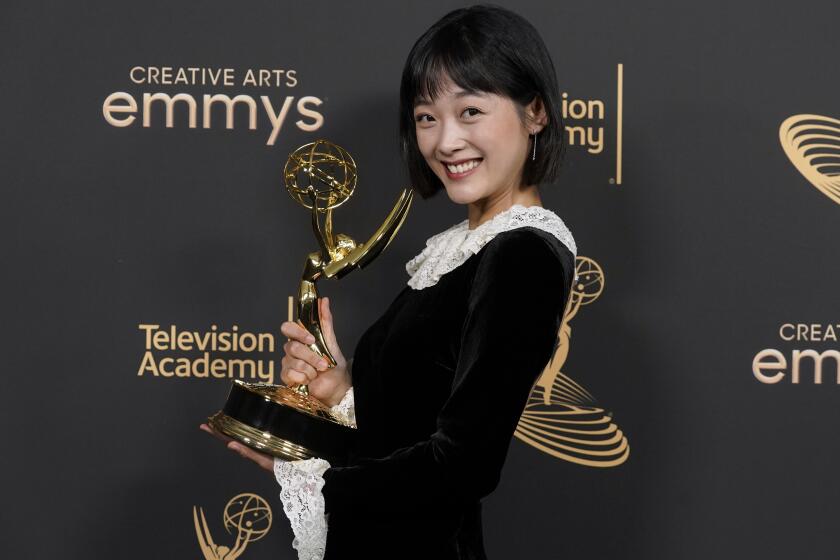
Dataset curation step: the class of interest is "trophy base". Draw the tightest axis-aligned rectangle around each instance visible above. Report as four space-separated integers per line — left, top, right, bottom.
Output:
209 379 357 464
208 411 316 461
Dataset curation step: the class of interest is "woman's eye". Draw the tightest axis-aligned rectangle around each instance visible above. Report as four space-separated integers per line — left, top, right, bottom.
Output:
414 108 479 123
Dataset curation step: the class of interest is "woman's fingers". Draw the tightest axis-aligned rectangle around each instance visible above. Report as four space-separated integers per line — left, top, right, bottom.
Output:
280 320 315 345
284 339 329 371
279 314 336 388
280 344 327 387
199 422 234 444
281 368 309 385
227 441 273 473
199 424 273 473
318 297 343 361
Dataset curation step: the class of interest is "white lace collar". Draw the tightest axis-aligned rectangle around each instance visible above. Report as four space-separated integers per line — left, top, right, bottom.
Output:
405 204 577 290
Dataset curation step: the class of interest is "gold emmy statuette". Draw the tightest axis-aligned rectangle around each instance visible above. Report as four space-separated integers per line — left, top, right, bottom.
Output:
209 139 414 464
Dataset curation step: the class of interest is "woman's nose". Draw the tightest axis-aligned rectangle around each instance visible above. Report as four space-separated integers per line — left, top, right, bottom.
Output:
436 120 467 155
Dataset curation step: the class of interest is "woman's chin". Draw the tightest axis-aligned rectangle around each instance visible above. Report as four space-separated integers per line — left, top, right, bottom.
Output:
442 185 483 206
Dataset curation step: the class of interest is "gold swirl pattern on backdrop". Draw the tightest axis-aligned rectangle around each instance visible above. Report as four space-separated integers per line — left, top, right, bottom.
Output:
515 256 630 467
779 114 840 205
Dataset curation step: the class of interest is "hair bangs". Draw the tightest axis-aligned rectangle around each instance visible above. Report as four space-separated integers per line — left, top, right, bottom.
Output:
409 35 500 108
399 5 566 199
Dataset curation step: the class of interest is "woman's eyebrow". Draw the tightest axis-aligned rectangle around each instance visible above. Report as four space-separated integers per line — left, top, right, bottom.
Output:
414 90 488 107
454 90 487 99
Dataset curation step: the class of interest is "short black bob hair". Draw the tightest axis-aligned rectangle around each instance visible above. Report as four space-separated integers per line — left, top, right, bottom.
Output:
399 4 565 200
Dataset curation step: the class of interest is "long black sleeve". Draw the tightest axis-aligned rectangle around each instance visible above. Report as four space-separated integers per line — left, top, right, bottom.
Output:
322 229 573 515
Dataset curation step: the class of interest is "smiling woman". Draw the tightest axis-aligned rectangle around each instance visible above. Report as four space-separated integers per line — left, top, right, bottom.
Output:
202 5 578 560
411 85 544 212
399 7 567 208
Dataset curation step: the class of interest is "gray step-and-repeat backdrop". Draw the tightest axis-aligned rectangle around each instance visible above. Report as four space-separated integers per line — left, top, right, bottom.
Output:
3 1 838 558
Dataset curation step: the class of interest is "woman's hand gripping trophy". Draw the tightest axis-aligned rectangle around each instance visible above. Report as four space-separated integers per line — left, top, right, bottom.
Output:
199 296 351 473
280 296 351 408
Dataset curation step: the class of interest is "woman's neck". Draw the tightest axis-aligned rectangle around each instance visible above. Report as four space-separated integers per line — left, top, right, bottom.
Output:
467 185 543 230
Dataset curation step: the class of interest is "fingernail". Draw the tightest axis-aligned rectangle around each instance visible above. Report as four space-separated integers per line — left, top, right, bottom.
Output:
319 360 328 369
307 335 316 344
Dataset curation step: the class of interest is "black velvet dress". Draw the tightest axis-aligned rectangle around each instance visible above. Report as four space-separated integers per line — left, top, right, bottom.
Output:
321 224 576 560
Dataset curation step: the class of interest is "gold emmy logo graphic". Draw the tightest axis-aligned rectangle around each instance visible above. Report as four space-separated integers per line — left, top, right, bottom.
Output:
193 493 273 560
779 114 840 205
515 256 630 467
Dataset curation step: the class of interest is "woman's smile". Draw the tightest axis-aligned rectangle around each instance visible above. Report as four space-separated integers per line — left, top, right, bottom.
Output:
442 157 483 180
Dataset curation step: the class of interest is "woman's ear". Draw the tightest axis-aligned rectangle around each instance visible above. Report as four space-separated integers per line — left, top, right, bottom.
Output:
525 95 549 134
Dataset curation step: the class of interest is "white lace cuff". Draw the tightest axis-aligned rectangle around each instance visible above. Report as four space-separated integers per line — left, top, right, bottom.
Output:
330 386 356 428
274 457 331 560
272 386 355 560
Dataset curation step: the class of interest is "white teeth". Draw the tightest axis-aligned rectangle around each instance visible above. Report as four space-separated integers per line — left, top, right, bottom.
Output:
446 159 481 174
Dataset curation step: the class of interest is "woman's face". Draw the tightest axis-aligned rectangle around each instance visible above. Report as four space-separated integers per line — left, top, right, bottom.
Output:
413 73 536 206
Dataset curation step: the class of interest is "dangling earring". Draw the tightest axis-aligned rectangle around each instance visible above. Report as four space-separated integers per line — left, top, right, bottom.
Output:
531 131 538 161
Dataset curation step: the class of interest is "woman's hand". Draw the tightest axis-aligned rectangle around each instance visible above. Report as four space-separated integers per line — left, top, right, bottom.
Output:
280 296 351 407
199 422 274 474
198 298 348 475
